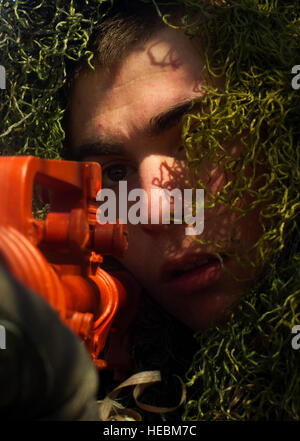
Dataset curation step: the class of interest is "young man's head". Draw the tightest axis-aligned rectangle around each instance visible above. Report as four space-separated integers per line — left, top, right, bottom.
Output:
69 3 262 331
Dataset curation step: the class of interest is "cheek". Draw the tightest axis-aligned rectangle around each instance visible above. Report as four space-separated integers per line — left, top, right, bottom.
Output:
119 231 149 278
119 253 157 296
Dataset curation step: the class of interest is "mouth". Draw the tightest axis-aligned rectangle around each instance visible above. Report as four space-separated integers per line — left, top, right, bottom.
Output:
161 253 226 295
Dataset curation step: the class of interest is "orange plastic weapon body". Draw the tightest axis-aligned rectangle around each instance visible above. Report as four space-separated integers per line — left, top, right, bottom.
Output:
0 156 138 377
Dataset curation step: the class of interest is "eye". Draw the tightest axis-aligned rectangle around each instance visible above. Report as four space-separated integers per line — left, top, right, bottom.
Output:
101 162 136 187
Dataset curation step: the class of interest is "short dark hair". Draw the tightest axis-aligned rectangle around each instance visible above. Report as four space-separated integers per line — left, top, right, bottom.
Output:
75 2 183 74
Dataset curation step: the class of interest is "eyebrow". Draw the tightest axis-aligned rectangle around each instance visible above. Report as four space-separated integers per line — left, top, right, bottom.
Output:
74 99 195 160
147 99 194 136
73 141 124 160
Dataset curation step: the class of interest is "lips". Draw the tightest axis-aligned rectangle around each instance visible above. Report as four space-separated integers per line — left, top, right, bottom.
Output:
161 253 225 295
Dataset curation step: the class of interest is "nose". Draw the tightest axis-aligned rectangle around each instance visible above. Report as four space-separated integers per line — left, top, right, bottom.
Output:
137 154 187 232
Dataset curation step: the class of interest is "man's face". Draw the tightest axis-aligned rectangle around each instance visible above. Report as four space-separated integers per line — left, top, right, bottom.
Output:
70 27 261 331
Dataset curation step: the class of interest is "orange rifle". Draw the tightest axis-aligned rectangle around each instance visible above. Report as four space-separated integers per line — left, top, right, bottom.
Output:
0 155 140 380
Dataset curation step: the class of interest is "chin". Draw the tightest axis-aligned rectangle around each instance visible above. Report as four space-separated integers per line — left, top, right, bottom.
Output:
185 308 234 332
160 286 243 332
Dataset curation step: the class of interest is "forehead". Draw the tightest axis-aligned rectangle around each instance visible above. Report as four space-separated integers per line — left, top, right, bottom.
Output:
70 27 208 152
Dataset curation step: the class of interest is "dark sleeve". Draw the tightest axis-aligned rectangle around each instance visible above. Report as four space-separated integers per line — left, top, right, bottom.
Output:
0 265 100 420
